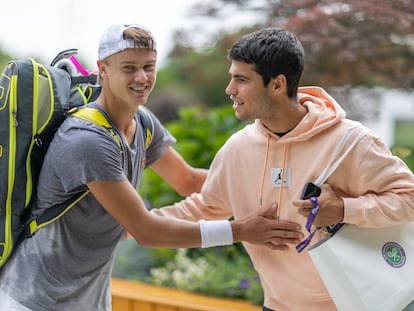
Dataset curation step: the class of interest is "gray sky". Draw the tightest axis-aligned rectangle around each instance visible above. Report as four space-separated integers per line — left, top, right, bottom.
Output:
0 0 194 68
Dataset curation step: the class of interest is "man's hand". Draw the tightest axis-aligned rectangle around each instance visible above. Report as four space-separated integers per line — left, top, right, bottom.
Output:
231 204 304 250
293 183 344 227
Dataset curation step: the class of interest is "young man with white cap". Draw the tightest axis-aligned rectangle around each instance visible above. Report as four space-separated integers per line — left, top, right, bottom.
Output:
0 24 303 310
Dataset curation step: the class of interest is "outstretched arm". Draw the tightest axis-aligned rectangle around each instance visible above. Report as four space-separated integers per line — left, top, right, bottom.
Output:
89 179 201 248
88 179 303 249
150 147 208 196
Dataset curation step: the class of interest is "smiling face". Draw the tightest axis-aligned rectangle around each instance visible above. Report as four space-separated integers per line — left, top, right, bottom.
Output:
98 48 157 111
225 60 309 134
225 60 276 122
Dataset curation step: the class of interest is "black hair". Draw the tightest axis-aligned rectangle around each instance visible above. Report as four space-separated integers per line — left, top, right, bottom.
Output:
228 28 305 99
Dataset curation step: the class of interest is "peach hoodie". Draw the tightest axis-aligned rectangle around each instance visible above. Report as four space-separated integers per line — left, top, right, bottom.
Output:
153 86 414 310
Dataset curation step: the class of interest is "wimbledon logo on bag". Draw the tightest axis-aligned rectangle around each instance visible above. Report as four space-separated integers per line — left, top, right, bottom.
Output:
382 242 406 268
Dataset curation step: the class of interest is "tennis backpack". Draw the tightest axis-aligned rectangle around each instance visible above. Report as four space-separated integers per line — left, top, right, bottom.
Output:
0 50 154 268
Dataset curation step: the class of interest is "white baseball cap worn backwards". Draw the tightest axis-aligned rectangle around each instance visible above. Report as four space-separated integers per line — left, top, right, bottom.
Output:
98 23 157 60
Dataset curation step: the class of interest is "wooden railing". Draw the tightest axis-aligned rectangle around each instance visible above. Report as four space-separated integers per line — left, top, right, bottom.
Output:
111 278 261 311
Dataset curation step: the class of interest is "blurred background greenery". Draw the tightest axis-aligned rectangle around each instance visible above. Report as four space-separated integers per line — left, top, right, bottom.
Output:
2 0 413 306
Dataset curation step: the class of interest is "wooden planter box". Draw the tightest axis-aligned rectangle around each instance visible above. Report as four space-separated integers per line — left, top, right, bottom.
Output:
111 278 261 311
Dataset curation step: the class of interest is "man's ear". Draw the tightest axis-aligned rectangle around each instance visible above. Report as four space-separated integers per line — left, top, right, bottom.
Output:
97 60 107 78
271 74 287 95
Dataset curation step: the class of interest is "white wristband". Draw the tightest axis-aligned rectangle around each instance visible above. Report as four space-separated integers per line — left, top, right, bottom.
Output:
198 220 233 248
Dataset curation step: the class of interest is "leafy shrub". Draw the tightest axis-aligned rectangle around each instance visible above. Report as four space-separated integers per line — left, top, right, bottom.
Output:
139 104 245 208
148 247 264 305
391 146 414 172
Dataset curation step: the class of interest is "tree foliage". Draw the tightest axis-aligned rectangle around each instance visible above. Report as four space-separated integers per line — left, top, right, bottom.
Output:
152 0 413 123
152 37 233 110
186 0 414 89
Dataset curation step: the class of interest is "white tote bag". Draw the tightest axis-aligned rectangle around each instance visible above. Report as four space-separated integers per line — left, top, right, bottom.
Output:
297 126 414 310
308 223 414 311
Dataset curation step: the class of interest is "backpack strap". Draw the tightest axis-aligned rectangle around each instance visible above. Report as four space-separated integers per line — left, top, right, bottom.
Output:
71 74 98 85
24 106 155 238
24 107 122 237
69 107 123 149
137 106 154 149
27 191 90 235
69 106 154 149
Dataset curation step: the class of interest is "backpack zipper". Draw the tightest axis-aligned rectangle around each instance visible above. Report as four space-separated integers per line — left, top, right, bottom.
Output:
2 70 18 265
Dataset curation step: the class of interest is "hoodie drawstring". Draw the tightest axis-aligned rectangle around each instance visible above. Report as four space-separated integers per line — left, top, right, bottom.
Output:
259 134 288 223
259 134 271 207
276 143 288 223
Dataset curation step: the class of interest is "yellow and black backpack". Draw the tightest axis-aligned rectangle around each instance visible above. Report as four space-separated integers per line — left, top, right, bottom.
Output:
0 50 153 268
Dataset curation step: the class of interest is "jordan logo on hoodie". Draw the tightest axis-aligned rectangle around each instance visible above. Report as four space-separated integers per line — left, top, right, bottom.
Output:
271 168 291 187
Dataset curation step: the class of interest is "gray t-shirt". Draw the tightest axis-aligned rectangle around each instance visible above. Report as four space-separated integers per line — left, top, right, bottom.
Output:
0 104 175 310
